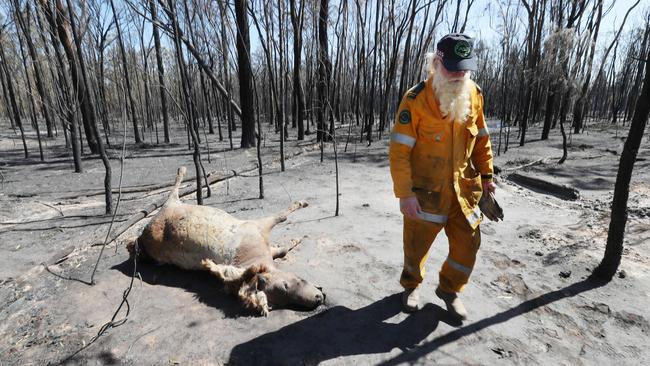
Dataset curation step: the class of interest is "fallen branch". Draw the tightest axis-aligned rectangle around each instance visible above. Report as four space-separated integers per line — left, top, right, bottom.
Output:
507 173 580 201
58 170 224 200
36 201 64 216
496 157 552 174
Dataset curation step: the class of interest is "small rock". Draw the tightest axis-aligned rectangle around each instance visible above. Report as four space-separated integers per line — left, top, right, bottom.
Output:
618 270 627 279
535 251 544 256
559 270 572 278
491 347 513 358
362 203 370 207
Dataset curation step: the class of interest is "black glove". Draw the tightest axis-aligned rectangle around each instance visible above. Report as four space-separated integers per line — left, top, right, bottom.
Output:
479 192 504 222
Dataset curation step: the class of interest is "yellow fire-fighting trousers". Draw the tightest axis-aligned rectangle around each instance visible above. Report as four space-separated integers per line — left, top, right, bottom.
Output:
400 198 481 293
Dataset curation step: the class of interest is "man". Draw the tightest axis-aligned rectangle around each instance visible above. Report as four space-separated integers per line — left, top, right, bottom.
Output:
389 33 495 320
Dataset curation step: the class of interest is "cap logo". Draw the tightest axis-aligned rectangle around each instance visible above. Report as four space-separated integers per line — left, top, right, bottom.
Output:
454 41 471 58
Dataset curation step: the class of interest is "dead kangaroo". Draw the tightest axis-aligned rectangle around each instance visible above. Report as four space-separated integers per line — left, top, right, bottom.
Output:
127 167 324 316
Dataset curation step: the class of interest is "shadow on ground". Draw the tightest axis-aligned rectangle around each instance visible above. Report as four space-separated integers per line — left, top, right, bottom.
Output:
376 279 605 365
227 279 606 365
227 293 458 365
112 260 247 318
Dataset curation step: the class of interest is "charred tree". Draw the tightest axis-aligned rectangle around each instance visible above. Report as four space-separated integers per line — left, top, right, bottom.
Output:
38 0 81 171
592 45 650 282
290 0 306 140
14 1 55 139
149 0 171 143
316 0 332 143
64 0 112 213
110 0 142 144
0 32 28 158
166 0 206 204
49 0 100 154
234 0 256 148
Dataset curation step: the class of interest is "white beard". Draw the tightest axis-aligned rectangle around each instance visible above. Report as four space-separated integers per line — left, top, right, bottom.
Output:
432 70 473 124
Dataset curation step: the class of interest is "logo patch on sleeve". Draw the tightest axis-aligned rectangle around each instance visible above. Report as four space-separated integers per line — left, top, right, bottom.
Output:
399 110 411 124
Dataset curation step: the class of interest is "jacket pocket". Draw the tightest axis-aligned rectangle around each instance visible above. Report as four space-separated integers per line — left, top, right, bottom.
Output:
412 186 442 213
459 174 482 207
418 121 446 144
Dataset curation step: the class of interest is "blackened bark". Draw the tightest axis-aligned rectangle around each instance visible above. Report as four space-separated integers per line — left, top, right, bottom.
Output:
65 0 112 212
316 0 331 143
149 0 171 143
0 38 28 158
53 0 99 154
290 0 306 140
215 0 235 148
38 0 81 171
110 0 142 144
15 2 55 139
15 22 44 161
167 0 204 204
234 0 256 148
592 46 650 282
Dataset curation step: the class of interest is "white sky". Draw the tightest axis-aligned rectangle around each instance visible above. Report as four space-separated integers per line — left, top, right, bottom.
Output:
464 0 647 48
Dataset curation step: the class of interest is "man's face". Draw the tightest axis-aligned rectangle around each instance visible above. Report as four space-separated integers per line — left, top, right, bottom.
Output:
435 59 470 84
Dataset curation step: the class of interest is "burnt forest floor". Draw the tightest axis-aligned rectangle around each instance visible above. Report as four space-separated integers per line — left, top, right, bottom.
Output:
1 118 649 365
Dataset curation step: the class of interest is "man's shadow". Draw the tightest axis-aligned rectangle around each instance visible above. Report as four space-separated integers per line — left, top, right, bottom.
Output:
376 278 607 365
112 259 247 318
227 294 459 365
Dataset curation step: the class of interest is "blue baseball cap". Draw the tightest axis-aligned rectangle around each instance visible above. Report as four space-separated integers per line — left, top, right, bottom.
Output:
436 33 478 72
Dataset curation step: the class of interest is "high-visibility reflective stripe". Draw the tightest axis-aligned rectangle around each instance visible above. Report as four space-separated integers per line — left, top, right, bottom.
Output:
467 206 482 226
446 258 472 275
477 127 489 137
417 211 448 224
391 133 416 147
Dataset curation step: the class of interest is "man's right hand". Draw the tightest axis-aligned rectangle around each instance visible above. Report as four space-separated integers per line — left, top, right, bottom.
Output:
400 196 421 219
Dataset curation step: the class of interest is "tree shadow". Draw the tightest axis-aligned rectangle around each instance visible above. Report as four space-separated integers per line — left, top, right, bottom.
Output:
376 278 606 365
227 294 459 365
111 260 247 318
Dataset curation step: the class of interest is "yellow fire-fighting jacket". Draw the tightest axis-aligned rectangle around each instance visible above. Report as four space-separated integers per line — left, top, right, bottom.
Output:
389 77 494 229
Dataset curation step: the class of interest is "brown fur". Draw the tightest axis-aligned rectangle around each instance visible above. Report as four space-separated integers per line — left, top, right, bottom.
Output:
130 167 321 316
125 238 152 262
201 259 271 315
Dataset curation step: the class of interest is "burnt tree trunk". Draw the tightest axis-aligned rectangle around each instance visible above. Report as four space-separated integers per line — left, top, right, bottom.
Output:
15 2 55 139
110 0 142 144
316 0 331 143
38 0 81 171
290 0 306 140
149 0 171 143
52 0 100 154
65 0 112 213
234 0 256 148
15 20 44 161
216 0 235 149
168 0 204 204
0 36 28 158
592 47 650 282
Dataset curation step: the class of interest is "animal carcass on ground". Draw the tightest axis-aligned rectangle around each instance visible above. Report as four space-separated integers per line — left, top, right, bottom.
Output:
127 167 324 315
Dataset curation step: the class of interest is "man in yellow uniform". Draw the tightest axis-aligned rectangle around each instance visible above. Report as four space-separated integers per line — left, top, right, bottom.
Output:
389 33 495 320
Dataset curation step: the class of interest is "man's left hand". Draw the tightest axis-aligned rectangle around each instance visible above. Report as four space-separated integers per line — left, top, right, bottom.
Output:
482 181 496 194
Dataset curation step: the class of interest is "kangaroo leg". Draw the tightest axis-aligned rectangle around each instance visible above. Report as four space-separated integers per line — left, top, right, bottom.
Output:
164 167 187 206
254 201 309 233
271 238 302 259
202 259 245 283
